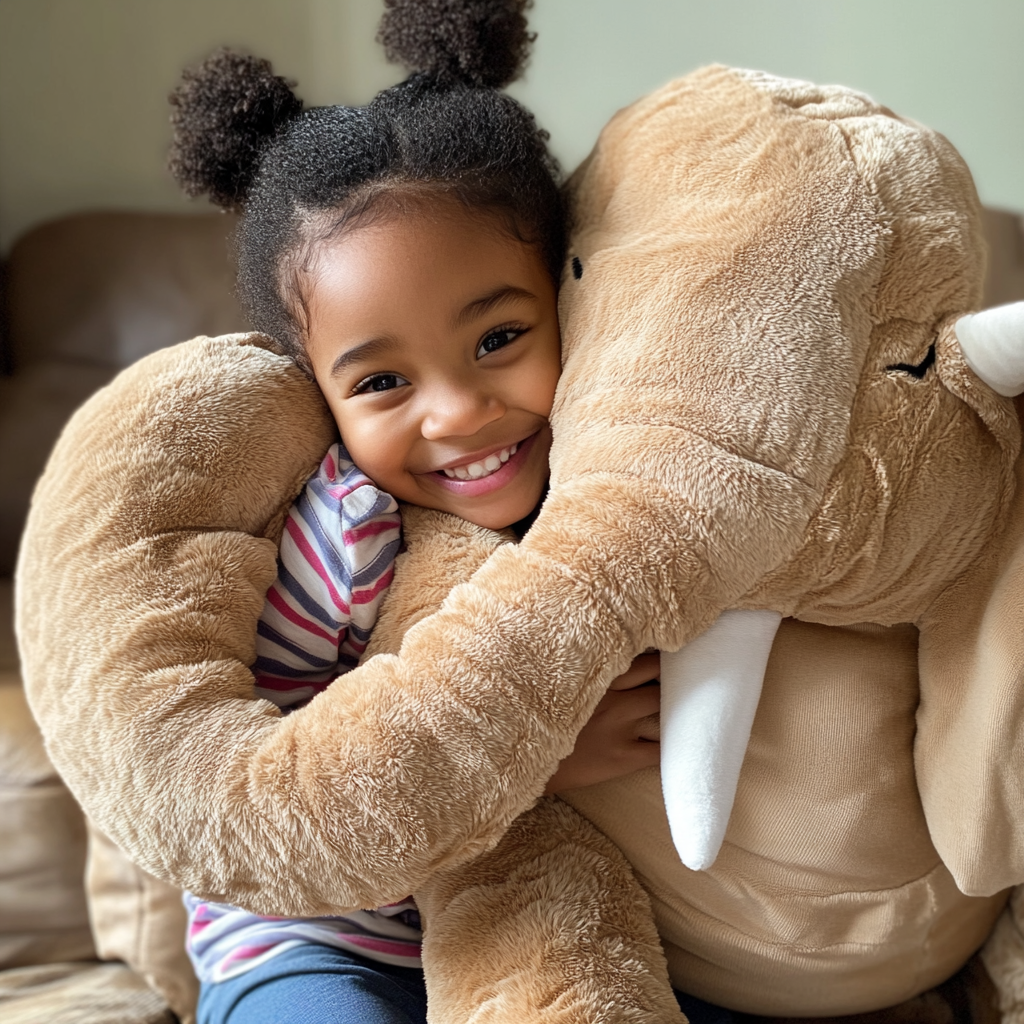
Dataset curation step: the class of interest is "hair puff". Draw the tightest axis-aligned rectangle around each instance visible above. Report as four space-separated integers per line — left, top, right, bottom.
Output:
168 49 304 210
378 0 534 89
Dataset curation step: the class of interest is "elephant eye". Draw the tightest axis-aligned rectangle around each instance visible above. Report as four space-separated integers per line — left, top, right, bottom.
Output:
886 344 936 380
571 256 583 280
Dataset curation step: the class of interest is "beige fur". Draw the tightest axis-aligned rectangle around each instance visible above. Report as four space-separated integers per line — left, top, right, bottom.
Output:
16 65 1024 1020
364 511 682 1021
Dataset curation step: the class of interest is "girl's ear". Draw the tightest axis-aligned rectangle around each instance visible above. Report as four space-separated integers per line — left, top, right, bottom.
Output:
914 401 1024 896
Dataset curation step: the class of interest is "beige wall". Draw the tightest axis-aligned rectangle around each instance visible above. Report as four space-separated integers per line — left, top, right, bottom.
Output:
1 0 1021 252
0 0 400 251
509 0 1024 217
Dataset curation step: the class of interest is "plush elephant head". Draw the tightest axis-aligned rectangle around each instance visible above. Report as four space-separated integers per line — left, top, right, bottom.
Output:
536 65 1024 877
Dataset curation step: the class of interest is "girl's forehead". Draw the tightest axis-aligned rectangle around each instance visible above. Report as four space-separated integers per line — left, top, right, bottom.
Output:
319 197 537 261
309 206 550 308
296 209 556 364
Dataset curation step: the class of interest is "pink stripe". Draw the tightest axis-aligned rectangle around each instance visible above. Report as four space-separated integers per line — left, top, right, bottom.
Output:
224 943 276 964
255 675 331 692
341 936 422 958
189 920 211 937
267 586 336 643
326 482 362 500
286 518 351 616
342 519 401 545
352 566 394 605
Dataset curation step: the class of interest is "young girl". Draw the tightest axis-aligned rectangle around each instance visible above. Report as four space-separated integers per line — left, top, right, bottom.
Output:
168 2 722 1022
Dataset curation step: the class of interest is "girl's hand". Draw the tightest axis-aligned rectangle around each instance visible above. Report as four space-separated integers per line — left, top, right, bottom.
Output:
544 653 661 795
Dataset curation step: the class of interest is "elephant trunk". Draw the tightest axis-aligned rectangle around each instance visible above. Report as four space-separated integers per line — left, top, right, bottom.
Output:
543 67 890 658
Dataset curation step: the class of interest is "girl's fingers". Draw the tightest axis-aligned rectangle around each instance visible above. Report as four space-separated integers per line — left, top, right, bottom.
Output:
600 685 661 719
634 712 660 744
545 656 663 794
608 651 661 690
624 738 661 769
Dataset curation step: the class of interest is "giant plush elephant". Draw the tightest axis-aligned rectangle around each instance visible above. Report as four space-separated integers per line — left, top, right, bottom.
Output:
17 65 1024 1021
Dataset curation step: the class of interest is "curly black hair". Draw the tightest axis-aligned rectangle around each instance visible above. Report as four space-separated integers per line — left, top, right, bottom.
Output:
168 0 565 370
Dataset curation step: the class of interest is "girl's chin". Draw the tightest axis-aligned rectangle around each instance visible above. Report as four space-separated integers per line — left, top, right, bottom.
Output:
448 492 540 531
425 467 545 530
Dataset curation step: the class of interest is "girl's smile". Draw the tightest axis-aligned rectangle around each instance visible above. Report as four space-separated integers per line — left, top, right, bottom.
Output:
302 200 561 531
429 429 541 495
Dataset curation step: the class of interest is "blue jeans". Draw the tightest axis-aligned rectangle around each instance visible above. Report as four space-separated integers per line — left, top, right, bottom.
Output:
197 942 738 1024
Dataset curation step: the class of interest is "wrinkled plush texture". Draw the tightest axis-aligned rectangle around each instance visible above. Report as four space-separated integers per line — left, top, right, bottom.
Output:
17 65 1024 1020
364 507 682 1021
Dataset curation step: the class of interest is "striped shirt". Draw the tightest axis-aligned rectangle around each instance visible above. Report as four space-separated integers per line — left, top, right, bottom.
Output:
253 442 401 706
185 443 420 983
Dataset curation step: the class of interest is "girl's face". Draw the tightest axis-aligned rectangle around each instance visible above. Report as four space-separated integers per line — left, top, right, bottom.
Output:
302 204 561 531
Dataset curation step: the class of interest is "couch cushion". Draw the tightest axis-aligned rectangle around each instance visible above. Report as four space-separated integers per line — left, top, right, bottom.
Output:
982 208 1024 308
0 581 190 1016
0 583 95 966
87 824 198 1024
0 962 173 1024
0 682 96 969
1 210 249 575
0 579 15 672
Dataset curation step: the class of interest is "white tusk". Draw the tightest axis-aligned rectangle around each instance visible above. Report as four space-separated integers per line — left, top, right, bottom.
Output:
660 609 783 871
955 302 1024 397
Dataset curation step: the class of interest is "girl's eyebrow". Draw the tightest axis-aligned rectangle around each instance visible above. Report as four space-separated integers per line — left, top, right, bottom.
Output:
330 335 399 377
454 286 536 328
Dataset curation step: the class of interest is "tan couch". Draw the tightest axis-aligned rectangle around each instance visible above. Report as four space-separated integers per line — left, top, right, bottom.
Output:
0 211 245 1023
0 206 1022 1023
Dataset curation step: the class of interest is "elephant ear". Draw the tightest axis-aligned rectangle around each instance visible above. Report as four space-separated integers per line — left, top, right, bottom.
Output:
915 360 1024 896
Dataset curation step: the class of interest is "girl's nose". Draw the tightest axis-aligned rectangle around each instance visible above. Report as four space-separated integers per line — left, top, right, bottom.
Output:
420 385 506 440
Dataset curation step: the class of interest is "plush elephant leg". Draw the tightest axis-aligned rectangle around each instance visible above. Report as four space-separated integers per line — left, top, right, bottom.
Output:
415 797 686 1024
369 510 682 1021
982 886 1024 1022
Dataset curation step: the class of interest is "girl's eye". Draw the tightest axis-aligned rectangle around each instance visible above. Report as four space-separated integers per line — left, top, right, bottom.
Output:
352 372 409 395
477 329 522 358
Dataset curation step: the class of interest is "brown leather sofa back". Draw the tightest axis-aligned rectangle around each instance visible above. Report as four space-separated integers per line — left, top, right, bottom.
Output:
983 209 1024 308
5 211 245 371
0 211 247 575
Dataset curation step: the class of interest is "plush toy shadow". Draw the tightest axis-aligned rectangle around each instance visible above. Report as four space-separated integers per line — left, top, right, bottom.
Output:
17 67 1024 1021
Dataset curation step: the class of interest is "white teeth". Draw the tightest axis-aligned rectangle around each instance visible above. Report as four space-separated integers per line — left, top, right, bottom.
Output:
441 441 521 481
